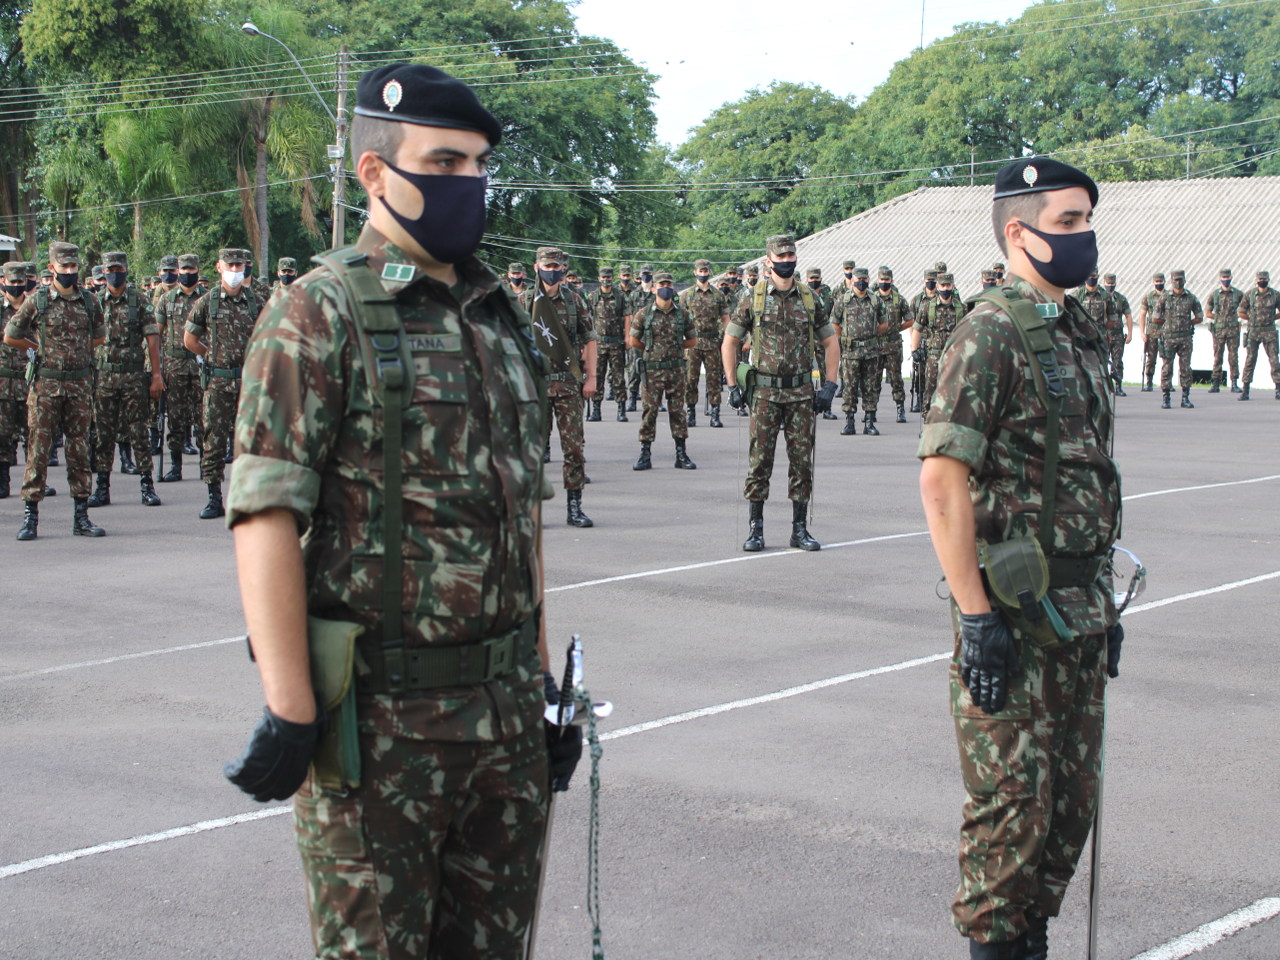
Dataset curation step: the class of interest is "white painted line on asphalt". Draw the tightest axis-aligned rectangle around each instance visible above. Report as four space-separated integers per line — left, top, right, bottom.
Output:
0 807 291 880
1127 896 1280 960
1122 473 1280 502
1124 570 1280 615
0 636 245 683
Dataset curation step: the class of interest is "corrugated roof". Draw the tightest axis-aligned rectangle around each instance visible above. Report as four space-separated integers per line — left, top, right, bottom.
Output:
779 177 1280 376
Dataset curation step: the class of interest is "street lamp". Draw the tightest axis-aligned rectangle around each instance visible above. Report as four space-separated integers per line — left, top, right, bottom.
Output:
242 22 349 248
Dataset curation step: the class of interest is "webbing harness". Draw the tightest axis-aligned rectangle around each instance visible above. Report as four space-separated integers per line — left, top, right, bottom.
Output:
33 284 97 379
639 301 690 366
749 279 815 372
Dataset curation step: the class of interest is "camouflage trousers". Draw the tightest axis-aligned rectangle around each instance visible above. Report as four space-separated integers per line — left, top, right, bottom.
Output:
744 395 814 503
294 713 548 960
1107 335 1125 385
922 349 944 412
839 355 881 415
165 365 201 454
881 342 905 404
94 373 153 475
1211 329 1240 382
544 387 586 491
23 388 93 501
0 390 25 465
594 342 626 401
626 347 644 398
685 342 723 408
1242 332 1280 385
639 365 688 443
200 383 239 483
951 628 1107 944
1159 338 1193 392
1141 337 1160 382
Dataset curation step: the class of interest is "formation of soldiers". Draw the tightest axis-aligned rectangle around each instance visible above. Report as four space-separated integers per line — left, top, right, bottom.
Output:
1 242 301 540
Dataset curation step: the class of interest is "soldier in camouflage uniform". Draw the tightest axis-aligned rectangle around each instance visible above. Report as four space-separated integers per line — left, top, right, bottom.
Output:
151 254 180 308
991 262 1005 285
909 270 939 413
831 266 887 435
585 266 628 422
630 270 697 469
625 263 656 410
682 259 731 428
919 157 1122 960
274 257 298 293
0 262 32 498
156 254 204 480
979 268 997 291
4 242 108 539
244 254 273 304
911 271 966 414
86 252 165 508
1205 267 1244 393
805 267 838 420
505 261 528 298
184 248 262 518
223 63 577 960
1135 272 1166 391
1101 273 1131 395
1151 269 1202 408
873 265 913 423
1237 269 1280 401
518 246 597 527
723 235 837 552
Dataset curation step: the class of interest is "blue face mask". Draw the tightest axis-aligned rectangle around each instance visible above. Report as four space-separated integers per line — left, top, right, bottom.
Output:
640 272 653 283
1017 220 1098 290
106 270 128 288
57 271 79 288
379 157 489 264
656 286 675 300
279 273 296 285
538 268 565 287
179 272 199 288
854 280 869 291
160 270 178 284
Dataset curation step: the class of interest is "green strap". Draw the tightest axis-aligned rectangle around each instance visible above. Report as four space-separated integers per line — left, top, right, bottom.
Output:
207 287 219 367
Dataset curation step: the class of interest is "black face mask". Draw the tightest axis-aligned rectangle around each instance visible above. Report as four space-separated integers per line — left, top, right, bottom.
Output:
696 274 711 284
1259 280 1270 289
1016 220 1098 289
982 281 997 289
878 281 893 291
538 268 565 287
24 279 35 292
656 286 676 300
939 290 953 299
57 272 79 288
1154 283 1165 291
731 278 741 286
160 270 178 284
640 272 653 283
509 276 525 287
769 260 797 279
1220 279 1232 287
843 271 853 279
179 272 199 287
4 283 25 297
925 280 936 290
106 270 128 288
244 264 253 278
808 279 821 289
719 284 731 294
1104 285 1116 294
1086 277 1099 287
854 280 869 291
380 158 488 264
279 274 297 285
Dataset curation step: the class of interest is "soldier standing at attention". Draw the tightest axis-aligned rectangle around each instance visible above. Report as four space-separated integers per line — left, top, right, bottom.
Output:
183 248 262 518
910 269 939 413
1205 267 1244 393
911 271 965 414
1074 270 1110 338
505 261 528 297
0 262 31 498
919 157 1122 960
991 262 1006 285
86 252 164 508
1237 269 1280 401
631 270 697 470
274 257 298 292
805 267 838 420
518 246 597 527
625 263 656 411
151 255 180 308
683 258 731 429
1151 269 1202 409
244 254 272 304
723 235 838 552
832 266 887 436
4 242 107 539
874 265 913 424
1101 272 1132 395
979 268 997 291
1135 271 1166 391
912 268 938 317
156 255 204 481
586 266 628 422
222 62 579 959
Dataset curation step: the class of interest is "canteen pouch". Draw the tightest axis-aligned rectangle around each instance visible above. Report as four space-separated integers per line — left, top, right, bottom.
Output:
978 537 1071 649
736 362 757 408
307 616 365 792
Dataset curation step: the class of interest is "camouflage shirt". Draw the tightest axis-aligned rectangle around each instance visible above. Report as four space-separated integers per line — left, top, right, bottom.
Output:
98 287 159 372
150 283 177 310
158 287 202 365
874 289 913 355
0 296 28 395
1206 285 1244 333
830 287 880 360
631 301 692 365
915 296 966 353
680 284 731 343
226 225 545 742
5 286 105 399
727 281 833 403
918 274 1120 636
1074 287 1114 337
517 285 595 396
586 287 627 343
1151 289 1203 341
185 284 261 387
1108 290 1131 325
1141 289 1165 327
1240 287 1280 336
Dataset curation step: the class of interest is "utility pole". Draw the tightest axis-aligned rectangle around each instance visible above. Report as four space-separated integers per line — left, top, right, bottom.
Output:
919 0 926 50
330 45 349 248
970 148 976 186
1185 138 1192 178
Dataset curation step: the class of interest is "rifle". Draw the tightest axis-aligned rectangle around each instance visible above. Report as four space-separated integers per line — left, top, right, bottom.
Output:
910 351 926 412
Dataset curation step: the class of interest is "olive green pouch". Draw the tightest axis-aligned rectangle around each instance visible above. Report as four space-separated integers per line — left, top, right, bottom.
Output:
307 616 365 792
978 538 1071 648
736 362 757 408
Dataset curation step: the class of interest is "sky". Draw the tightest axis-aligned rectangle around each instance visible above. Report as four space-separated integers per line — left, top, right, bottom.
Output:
571 0 1035 147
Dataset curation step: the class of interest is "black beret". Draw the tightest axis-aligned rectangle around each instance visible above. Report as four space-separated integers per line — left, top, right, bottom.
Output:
355 63 502 146
993 156 1098 209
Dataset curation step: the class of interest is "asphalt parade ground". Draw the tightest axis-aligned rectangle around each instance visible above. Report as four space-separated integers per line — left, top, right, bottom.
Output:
2 381 1279 960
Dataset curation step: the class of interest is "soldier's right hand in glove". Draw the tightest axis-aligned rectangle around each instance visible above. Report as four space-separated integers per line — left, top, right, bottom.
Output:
728 385 745 409
813 380 836 413
958 611 1020 714
224 706 323 802
911 346 925 364
543 672 583 792
1106 622 1124 678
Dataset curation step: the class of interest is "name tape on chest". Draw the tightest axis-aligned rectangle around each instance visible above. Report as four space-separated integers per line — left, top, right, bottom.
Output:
407 334 461 353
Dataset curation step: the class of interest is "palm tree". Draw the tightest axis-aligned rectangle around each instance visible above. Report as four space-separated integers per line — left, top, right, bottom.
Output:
102 109 190 264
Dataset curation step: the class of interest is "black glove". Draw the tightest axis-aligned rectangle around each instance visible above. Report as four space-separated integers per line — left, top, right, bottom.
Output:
728 384 745 409
543 672 583 792
813 380 836 413
224 705 323 802
911 346 925 364
1106 622 1124 679
958 611 1020 714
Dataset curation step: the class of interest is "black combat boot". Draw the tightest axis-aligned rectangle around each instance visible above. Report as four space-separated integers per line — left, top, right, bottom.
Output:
822 407 838 420
709 406 723 428
1022 913 1048 960
140 473 161 506
1230 378 1241 393
72 497 106 537
841 413 857 436
543 439 551 463
789 500 820 551
968 937 1027 960
633 441 652 471
0 462 9 499
44 485 55 497
1161 390 1172 409
48 446 59 467
566 489 593 528
587 399 602 422
160 450 182 482
834 382 843 398
1276 386 1280 400
150 425 161 455
16 500 37 541
896 402 907 423
864 412 880 436
199 481 225 519
736 403 748 416
605 385 614 401
616 402 629 423
118 442 138 475
1180 387 1195 408
1114 381 1127 396
673 439 696 469
1208 375 1220 394
86 471 111 508
686 404 696 428
184 428 199 455
1238 384 1250 400
223 435 234 464
627 392 638 412
743 500 764 552
909 396 921 413
1143 378 1154 392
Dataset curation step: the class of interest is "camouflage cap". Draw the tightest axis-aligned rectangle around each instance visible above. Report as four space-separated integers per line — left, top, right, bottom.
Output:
806 267 822 278
40 268 53 278
1152 272 1165 281
765 235 796 256
638 263 653 273
694 258 712 270
507 262 526 273
1219 267 1232 276
91 265 105 279
725 265 740 276
745 264 759 276
842 259 856 270
992 262 1006 272
924 269 938 280
158 255 179 270
178 253 200 269
980 269 996 281
1103 273 1117 283
48 241 79 265
240 249 255 263
535 246 567 266
933 261 948 272
937 272 955 284
653 270 674 284
1257 269 1270 280
21 262 36 278
877 265 893 280
2 260 24 282
277 257 297 271
1170 269 1185 281
853 267 869 279
617 262 632 273
598 266 614 278
219 247 246 263
102 251 128 268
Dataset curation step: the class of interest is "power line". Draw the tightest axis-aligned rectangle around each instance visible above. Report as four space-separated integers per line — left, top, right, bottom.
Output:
935 0 1270 45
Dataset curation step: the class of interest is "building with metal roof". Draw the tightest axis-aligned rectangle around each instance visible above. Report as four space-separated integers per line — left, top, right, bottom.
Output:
776 176 1280 377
